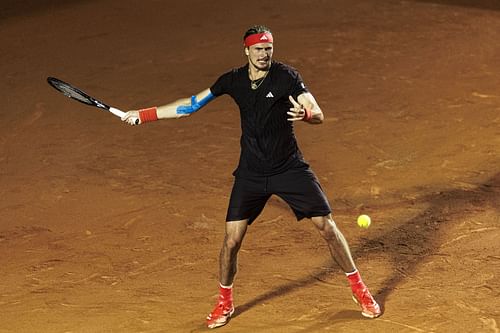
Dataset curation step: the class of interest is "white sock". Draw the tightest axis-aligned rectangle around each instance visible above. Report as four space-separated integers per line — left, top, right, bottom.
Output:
345 269 359 277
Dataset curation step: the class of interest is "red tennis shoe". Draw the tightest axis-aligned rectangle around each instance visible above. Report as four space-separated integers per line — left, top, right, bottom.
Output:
352 286 381 318
206 298 235 329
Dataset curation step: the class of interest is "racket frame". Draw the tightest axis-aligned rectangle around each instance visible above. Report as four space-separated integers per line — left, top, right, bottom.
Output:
47 77 138 124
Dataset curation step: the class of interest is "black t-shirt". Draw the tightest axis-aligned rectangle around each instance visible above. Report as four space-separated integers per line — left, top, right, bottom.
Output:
210 61 309 177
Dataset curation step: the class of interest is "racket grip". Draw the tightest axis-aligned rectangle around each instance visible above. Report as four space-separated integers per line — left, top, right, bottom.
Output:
109 107 138 125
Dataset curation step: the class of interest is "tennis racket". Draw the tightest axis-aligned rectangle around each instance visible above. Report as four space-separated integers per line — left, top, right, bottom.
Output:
47 77 138 125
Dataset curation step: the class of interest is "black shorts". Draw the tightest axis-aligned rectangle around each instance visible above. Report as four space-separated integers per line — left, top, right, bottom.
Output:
226 166 332 224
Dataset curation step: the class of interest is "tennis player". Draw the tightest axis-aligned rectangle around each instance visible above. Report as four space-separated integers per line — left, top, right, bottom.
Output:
122 25 381 329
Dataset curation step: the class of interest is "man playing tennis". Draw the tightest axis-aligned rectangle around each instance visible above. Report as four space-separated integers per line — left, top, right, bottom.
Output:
122 25 381 329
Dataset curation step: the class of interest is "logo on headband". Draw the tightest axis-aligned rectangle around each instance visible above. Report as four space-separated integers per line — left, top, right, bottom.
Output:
244 32 273 47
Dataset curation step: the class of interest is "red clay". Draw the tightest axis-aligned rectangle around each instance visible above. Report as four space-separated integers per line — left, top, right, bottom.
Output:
1 1 499 332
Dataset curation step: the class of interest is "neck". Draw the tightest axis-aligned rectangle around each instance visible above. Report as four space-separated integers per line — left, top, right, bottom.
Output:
248 63 270 81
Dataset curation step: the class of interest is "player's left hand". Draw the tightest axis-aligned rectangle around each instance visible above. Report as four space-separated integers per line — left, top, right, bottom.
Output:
287 95 306 121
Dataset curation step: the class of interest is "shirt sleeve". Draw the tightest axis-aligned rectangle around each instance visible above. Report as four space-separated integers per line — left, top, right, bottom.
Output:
289 69 309 100
210 70 234 97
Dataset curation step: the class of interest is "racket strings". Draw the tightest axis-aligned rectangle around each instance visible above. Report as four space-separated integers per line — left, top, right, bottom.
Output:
47 77 114 114
55 84 92 105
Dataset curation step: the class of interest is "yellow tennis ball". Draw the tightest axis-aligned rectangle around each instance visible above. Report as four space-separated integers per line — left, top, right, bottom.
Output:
357 214 371 228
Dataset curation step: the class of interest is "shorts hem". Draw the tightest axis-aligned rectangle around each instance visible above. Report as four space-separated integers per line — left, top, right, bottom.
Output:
296 210 332 221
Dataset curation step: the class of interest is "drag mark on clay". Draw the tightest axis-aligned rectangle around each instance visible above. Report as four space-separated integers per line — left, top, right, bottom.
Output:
440 227 499 247
126 256 174 277
472 92 498 99
378 319 429 332
479 317 499 333
25 102 45 126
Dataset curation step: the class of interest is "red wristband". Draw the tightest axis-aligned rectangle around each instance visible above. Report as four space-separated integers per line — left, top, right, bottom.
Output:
138 107 158 123
302 108 312 122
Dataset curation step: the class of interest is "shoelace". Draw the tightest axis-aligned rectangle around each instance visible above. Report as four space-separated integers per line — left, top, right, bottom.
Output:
358 288 375 305
209 301 232 318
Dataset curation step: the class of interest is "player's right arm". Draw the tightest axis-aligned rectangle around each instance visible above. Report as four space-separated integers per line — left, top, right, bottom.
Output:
121 88 214 125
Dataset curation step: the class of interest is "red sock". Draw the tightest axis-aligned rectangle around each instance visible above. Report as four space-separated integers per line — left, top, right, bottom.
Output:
219 284 233 303
346 270 365 293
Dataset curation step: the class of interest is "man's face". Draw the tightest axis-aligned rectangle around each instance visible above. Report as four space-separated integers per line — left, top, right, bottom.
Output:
246 42 273 71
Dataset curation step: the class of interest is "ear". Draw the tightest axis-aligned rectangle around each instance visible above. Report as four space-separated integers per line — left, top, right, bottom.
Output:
244 47 249 56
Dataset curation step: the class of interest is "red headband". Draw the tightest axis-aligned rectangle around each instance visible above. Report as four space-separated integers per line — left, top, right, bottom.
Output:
244 32 273 47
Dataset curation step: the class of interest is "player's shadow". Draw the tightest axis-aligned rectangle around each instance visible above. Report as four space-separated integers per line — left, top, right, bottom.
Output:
233 172 500 323
367 172 499 307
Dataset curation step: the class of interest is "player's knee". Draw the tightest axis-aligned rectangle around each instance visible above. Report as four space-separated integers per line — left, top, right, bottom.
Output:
224 235 243 251
312 215 339 239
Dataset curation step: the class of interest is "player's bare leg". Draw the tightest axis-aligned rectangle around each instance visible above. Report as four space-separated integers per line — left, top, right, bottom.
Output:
207 219 248 329
311 214 381 318
219 219 248 285
311 215 356 272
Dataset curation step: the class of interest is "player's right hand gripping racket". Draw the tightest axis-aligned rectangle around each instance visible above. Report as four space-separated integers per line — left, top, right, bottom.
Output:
47 77 139 125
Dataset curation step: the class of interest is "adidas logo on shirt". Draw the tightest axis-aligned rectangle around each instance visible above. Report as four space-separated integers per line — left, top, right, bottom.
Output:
266 92 274 98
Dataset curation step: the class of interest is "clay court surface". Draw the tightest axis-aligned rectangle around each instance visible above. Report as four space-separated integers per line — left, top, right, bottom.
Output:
1 1 499 332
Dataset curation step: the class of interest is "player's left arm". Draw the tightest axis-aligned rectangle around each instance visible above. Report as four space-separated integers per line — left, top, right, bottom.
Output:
287 92 324 124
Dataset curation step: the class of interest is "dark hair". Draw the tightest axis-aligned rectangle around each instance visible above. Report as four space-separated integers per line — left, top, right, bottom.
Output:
243 25 272 40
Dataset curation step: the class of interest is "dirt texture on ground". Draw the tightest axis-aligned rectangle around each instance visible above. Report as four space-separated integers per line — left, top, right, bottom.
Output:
1 1 499 332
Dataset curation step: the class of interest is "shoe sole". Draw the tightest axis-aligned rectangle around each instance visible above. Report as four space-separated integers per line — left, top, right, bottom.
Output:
352 295 381 319
207 308 235 329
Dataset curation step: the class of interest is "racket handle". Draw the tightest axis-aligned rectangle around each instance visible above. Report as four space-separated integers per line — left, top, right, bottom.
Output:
109 107 139 125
